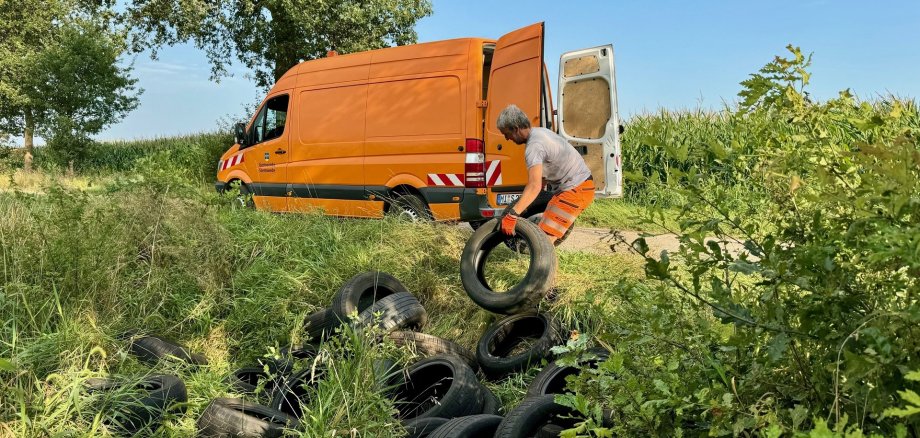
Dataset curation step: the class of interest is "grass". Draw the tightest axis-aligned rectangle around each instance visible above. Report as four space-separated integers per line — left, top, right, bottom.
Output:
0 167 649 436
579 198 679 233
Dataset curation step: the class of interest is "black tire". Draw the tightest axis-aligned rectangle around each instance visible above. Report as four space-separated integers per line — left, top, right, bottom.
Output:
125 333 208 366
83 374 188 432
527 348 609 397
403 417 450 438
391 354 485 421
388 331 478 372
481 385 501 415
476 312 562 379
305 308 341 341
428 414 503 438
270 343 318 376
389 192 432 221
332 271 409 320
268 366 326 419
354 292 427 334
494 395 581 438
536 423 566 437
226 366 279 396
460 218 556 314
197 397 299 437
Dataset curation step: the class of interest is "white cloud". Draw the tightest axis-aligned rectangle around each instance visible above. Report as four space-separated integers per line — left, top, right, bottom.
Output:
135 60 197 76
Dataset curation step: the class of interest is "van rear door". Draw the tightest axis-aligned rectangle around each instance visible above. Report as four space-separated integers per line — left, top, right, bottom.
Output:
484 22 544 201
556 45 622 197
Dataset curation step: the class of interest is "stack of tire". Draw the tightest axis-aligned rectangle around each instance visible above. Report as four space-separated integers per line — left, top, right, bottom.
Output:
455 217 606 437
296 272 507 434
197 270 433 436
86 226 603 437
198 269 520 437
81 333 206 434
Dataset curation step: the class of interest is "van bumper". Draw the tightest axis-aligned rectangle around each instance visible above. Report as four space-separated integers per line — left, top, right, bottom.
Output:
459 189 503 222
459 188 555 222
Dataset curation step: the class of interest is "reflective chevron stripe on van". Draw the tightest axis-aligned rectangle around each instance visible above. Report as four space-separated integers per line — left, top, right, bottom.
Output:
219 153 245 171
428 161 501 187
427 173 464 187
485 160 502 186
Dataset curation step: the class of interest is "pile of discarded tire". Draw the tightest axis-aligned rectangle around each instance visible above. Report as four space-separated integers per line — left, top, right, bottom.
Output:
450 217 609 437
81 332 206 434
83 218 607 436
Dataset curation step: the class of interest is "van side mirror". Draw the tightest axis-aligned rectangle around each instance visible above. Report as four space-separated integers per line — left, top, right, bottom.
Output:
618 124 625 135
234 122 247 146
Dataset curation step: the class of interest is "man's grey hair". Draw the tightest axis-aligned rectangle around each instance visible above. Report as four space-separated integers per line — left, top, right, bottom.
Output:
497 104 531 131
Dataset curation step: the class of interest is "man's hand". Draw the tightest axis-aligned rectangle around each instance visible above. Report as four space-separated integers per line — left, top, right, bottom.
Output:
500 210 519 235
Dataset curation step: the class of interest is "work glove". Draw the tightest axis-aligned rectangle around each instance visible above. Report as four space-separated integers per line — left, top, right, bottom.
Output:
500 210 519 236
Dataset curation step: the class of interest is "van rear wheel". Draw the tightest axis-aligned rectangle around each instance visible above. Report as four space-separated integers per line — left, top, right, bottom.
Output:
389 193 432 222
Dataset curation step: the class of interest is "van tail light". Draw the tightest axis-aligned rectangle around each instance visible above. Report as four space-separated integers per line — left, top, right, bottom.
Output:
464 138 486 188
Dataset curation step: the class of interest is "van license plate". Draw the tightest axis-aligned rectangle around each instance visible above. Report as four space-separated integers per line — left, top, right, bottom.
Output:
497 193 521 205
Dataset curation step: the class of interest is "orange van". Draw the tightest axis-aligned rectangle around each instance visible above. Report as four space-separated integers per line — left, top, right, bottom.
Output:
215 22 622 224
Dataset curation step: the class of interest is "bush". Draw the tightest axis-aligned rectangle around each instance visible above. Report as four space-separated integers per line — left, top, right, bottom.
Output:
561 46 920 436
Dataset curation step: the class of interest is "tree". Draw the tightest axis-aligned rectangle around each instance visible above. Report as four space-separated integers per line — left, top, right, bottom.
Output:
0 0 140 171
123 0 433 88
0 0 65 171
35 21 141 168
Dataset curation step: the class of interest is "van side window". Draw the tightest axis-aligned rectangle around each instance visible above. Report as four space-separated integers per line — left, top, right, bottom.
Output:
249 94 290 145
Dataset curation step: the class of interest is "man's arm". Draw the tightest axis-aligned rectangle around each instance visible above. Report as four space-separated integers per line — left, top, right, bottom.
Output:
511 164 543 215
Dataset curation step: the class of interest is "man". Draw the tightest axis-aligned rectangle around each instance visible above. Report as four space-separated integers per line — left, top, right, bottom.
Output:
496 104 595 244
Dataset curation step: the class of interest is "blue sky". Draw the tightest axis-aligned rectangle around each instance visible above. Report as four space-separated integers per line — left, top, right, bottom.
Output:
97 0 920 141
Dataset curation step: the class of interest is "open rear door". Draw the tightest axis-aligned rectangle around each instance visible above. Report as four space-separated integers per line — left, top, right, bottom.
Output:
557 45 622 197
485 22 544 190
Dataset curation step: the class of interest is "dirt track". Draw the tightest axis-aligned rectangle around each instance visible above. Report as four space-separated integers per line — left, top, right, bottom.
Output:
557 226 750 259
556 227 677 256
460 223 750 259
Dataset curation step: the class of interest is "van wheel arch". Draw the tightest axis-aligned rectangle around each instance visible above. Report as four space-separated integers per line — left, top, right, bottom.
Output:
385 186 432 221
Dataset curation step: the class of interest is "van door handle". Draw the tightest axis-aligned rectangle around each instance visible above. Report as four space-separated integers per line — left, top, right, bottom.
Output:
274 149 287 155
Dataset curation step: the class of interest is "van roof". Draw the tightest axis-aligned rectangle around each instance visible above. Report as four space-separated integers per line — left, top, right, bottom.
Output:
275 37 494 85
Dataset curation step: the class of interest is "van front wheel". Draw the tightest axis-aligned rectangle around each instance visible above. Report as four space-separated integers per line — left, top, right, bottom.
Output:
389 193 432 222
230 182 255 209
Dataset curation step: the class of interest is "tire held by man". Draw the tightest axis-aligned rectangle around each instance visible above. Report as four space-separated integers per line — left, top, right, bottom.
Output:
460 219 556 315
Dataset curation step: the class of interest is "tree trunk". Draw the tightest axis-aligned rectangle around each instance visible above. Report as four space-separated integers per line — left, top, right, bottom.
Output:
271 46 300 83
23 107 34 172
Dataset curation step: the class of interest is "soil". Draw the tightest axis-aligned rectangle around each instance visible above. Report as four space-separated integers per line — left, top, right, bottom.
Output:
557 226 750 259
460 223 751 259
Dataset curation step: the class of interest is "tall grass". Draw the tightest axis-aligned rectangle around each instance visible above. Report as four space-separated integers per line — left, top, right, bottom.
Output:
0 152 642 435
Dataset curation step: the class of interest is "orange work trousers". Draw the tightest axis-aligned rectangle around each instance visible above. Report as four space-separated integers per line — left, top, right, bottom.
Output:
539 178 595 238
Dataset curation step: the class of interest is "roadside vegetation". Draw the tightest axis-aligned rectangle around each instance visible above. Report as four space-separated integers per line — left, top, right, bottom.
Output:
0 47 918 436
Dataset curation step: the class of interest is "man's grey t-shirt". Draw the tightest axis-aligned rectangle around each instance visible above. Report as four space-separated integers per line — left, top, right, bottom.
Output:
524 127 593 192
